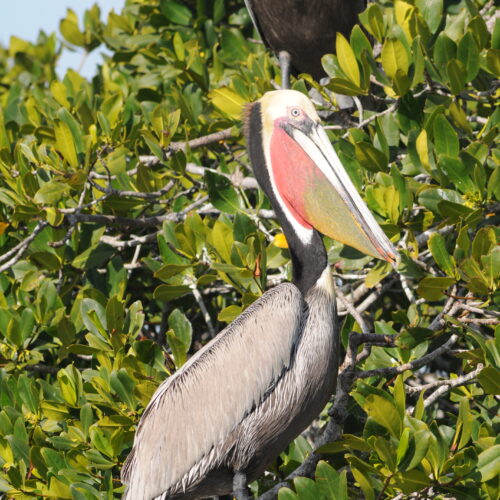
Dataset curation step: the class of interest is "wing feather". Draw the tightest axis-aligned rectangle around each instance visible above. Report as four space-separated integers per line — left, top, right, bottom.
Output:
122 283 303 500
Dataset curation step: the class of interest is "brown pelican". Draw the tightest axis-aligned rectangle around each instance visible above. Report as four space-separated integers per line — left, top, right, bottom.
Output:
244 0 366 84
121 90 396 500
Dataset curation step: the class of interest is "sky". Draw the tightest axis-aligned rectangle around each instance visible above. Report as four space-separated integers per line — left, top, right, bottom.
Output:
0 0 125 78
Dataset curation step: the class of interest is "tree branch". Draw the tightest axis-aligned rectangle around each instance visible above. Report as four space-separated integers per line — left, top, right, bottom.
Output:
89 178 176 199
0 221 48 272
408 364 484 414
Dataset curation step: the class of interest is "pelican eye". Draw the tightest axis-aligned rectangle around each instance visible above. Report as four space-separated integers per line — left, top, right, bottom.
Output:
290 107 301 119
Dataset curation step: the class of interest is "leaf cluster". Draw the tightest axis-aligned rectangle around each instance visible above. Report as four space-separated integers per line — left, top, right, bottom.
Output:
0 0 498 499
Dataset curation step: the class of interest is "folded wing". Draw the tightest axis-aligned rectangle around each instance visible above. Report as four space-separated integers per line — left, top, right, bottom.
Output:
121 283 304 500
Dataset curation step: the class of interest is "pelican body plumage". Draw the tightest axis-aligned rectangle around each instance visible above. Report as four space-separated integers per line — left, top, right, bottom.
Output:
244 0 366 80
121 90 396 500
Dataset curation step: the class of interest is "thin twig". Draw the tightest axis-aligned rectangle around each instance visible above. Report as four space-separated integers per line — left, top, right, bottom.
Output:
50 183 89 248
408 364 484 414
456 303 500 317
100 232 159 249
191 285 216 338
139 128 235 169
335 288 370 334
458 317 498 325
0 221 48 272
89 178 176 199
406 364 484 396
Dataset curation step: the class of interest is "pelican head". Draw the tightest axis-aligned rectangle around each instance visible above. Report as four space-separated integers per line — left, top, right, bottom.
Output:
246 89 397 263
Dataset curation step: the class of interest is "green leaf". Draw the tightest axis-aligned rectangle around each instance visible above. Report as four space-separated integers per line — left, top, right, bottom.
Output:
89 428 114 458
217 305 242 323
434 33 457 73
414 391 425 420
428 233 456 277
210 219 233 263
354 142 387 171
416 0 443 33
393 375 406 418
209 87 246 119
293 477 319 500
477 445 500 482
160 0 192 25
34 180 70 205
336 33 360 86
351 467 375 500
394 469 431 493
327 78 366 96
80 404 93 439
373 436 396 472
154 284 191 302
110 370 136 409
205 170 243 214
416 276 455 301
439 155 476 194
54 120 78 167
57 365 83 407
406 430 431 471
154 264 192 282
106 296 124 335
364 395 402 438
457 32 480 81
278 488 298 500
477 366 500 395
433 115 459 157
360 3 385 41
172 31 185 61
81 298 108 338
455 398 473 450
315 461 348 500
168 309 192 352
17 375 39 414
481 247 500 288
471 227 496 262
59 10 84 46
381 39 409 80
447 59 466 95
350 25 372 60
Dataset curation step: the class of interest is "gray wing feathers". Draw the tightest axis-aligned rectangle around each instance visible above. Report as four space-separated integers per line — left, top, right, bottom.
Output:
121 283 303 500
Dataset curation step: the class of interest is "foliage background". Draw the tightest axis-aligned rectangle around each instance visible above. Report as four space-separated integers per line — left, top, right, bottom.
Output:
0 0 498 498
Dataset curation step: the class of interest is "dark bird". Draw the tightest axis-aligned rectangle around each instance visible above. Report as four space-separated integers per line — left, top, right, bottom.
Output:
244 0 366 85
121 90 396 500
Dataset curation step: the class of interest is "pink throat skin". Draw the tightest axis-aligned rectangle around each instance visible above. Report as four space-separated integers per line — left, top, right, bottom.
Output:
269 120 318 230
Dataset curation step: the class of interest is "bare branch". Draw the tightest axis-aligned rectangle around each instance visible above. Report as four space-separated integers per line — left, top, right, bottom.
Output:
0 221 48 272
358 333 458 380
416 225 454 247
408 364 484 414
50 183 89 248
184 163 259 189
428 287 458 330
335 287 370 334
191 285 216 338
456 303 500 318
68 196 209 229
100 232 159 249
399 273 416 303
89 178 176 199
458 317 498 325
139 127 235 169
324 101 398 133
355 277 398 314
406 364 484 396
169 127 235 153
